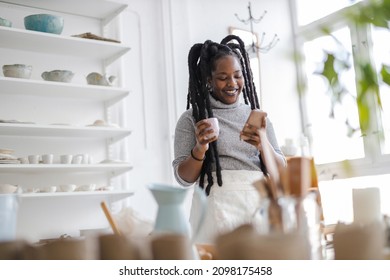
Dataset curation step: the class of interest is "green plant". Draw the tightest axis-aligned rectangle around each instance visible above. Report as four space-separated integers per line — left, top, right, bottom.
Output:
316 0 390 136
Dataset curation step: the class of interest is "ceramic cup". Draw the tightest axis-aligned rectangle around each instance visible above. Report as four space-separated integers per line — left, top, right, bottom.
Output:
80 154 89 164
28 155 40 164
72 155 82 164
60 155 72 164
207 117 219 139
19 157 29 164
41 154 53 164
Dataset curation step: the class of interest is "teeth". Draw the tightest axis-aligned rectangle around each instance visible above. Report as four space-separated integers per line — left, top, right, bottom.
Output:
225 90 237 95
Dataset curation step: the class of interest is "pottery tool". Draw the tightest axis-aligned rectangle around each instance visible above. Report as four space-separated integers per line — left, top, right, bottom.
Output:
258 128 285 232
100 201 122 236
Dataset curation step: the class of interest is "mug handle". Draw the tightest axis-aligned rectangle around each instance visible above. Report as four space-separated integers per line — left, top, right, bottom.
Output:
190 185 207 243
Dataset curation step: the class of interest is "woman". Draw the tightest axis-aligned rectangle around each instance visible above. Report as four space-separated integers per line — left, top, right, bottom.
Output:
172 35 285 243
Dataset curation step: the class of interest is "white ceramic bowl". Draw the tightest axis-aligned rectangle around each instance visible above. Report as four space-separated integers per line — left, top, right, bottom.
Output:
76 184 96 192
59 184 76 192
0 184 18 194
2 64 32 79
40 186 57 193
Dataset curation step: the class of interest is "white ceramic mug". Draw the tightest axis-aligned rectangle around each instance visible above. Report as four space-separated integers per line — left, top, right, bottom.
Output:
42 154 54 164
19 157 29 164
60 155 73 164
28 155 40 164
72 155 82 164
81 154 89 164
207 117 220 138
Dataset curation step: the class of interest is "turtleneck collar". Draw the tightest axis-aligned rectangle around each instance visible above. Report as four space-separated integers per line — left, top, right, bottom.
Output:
209 94 241 109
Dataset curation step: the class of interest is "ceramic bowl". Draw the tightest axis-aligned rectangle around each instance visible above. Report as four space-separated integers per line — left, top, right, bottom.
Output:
76 184 96 192
40 186 57 193
24 14 64 35
0 184 18 194
41 70 74 83
2 64 33 79
59 184 76 192
0 17 12 27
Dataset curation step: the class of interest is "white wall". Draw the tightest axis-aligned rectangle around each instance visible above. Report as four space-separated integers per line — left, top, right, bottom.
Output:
113 0 302 224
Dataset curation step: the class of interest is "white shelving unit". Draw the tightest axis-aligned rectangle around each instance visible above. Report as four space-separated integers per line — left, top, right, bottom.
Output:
0 77 130 104
0 123 131 140
0 0 133 241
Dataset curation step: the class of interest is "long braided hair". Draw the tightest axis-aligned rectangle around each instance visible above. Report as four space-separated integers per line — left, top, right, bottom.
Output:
186 35 266 195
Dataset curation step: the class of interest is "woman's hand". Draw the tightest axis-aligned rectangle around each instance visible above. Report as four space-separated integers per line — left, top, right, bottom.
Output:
240 123 264 151
240 111 267 151
194 119 219 152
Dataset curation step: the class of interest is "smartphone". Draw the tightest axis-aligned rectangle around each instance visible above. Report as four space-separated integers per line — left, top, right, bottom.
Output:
245 109 267 129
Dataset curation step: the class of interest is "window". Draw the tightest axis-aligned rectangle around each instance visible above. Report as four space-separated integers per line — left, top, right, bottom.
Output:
371 26 390 155
295 0 362 26
303 27 365 164
293 0 390 178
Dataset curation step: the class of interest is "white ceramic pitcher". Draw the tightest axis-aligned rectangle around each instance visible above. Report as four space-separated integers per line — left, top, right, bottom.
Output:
147 183 207 243
0 194 19 241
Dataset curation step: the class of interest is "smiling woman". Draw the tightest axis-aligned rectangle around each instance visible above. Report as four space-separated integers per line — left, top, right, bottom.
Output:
171 35 286 243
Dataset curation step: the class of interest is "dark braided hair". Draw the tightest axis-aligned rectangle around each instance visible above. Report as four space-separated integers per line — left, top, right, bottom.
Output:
187 35 267 195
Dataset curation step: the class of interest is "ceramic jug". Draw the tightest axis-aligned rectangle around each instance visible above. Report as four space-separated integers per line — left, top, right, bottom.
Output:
147 183 207 243
0 194 19 242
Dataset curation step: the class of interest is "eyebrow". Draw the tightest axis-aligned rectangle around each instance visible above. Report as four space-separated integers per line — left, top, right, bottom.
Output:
214 70 242 75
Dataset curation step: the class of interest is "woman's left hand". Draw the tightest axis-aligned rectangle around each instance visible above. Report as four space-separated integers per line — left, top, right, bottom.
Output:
240 123 264 151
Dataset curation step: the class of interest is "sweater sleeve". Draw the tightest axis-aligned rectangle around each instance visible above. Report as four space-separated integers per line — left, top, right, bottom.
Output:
172 110 197 186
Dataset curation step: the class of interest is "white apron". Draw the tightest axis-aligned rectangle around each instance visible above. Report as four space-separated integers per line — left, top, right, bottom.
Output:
189 170 264 244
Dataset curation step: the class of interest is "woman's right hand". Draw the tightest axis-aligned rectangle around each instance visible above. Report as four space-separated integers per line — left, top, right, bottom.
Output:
194 119 219 152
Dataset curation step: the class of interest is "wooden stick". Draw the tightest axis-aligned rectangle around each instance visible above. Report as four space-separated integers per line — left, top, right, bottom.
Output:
100 201 122 236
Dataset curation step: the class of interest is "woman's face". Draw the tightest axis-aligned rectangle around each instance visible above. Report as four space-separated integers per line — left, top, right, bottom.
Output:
209 55 244 104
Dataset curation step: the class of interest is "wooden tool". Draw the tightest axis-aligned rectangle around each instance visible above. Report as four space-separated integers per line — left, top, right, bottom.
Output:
100 201 122 236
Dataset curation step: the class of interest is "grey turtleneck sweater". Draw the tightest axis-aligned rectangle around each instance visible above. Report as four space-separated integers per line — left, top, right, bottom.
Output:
172 95 284 186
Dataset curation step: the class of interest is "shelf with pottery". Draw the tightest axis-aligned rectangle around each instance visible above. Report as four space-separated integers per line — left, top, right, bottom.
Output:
0 164 133 176
0 76 130 104
0 122 131 141
20 190 134 202
0 26 131 64
0 0 134 241
2 0 128 21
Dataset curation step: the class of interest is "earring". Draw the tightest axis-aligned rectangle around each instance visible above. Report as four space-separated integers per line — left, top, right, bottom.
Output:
206 83 212 93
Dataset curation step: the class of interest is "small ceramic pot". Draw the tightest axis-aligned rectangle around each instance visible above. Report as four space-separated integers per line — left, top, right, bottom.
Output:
2 64 32 79
41 70 74 83
0 17 12 27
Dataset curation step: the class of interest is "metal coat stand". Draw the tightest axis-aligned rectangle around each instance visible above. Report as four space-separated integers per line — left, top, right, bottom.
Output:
234 2 279 108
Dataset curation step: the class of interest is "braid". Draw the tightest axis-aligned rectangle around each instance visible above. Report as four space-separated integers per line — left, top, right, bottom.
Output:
221 35 267 175
186 35 266 195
